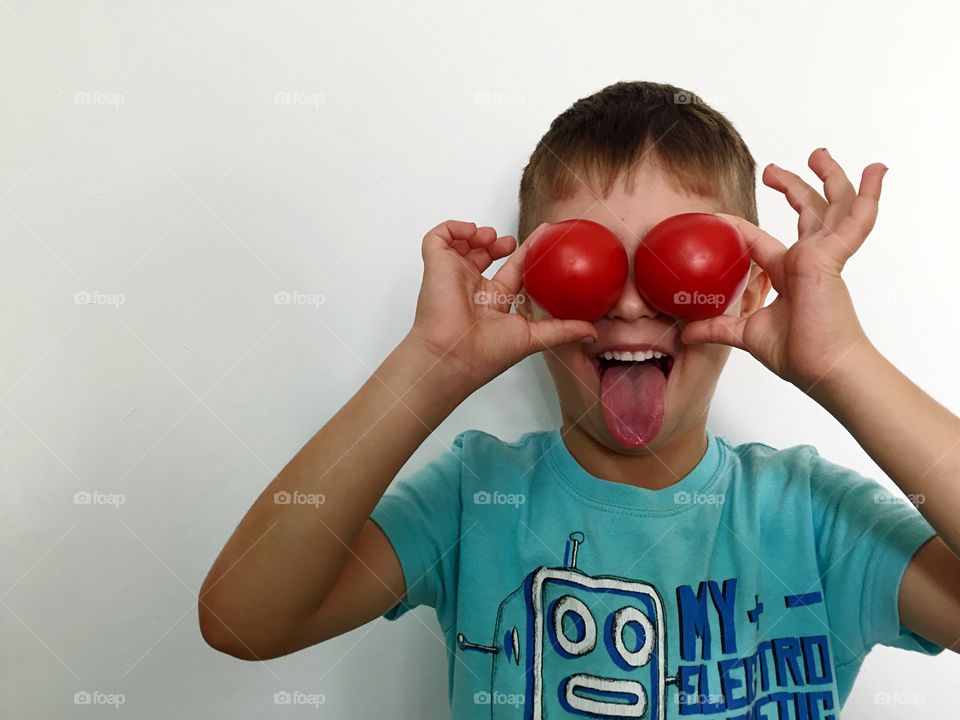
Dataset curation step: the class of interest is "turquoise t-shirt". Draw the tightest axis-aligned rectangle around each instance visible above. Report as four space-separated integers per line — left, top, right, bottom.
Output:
370 428 942 719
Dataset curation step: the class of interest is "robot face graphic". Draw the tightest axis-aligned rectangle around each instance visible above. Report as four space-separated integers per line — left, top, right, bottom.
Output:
530 568 666 719
474 535 671 720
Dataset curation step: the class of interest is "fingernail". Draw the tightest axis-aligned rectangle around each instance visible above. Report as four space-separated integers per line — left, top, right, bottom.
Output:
882 164 890 173
581 336 596 344
818 147 828 153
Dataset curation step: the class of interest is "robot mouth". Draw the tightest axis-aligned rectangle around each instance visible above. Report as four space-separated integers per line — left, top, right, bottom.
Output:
563 674 647 717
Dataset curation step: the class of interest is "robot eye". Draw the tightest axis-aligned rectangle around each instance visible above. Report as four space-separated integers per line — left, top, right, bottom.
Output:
610 606 655 667
551 595 597 657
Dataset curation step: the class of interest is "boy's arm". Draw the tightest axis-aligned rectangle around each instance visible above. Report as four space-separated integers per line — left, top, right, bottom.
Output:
806 341 960 651
198 220 596 660
682 148 960 651
197 337 467 659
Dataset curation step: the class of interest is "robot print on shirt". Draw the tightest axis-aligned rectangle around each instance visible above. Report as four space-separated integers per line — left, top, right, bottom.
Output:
457 532 838 719
457 532 674 719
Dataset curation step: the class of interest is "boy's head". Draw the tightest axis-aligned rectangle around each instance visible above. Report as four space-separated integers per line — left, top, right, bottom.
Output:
515 81 771 454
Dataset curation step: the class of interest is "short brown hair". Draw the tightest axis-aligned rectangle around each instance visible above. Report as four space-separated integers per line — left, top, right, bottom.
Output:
517 81 758 241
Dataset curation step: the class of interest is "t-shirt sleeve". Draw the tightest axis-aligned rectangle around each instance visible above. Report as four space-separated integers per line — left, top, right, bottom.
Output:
369 431 465 626
808 451 944 664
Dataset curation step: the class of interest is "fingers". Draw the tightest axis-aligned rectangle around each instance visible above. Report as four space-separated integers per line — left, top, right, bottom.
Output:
421 219 480 258
525 318 597 352
450 225 496 270
680 315 746 350
822 163 888 263
486 235 518 261
462 234 516 272
421 220 517 273
451 226 498 260
491 221 551 292
808 148 856 232
763 163 827 238
713 213 788 289
856 162 887 204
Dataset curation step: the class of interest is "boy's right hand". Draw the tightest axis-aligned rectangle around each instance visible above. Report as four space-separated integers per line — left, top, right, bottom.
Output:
405 220 598 391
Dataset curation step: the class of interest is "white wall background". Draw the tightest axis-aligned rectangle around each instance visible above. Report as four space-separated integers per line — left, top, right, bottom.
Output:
2 0 959 717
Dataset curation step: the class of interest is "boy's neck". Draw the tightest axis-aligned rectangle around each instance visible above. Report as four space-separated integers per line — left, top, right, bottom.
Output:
559 418 709 490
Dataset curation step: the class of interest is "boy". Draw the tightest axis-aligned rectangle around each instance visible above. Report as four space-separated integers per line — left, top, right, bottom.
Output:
199 82 960 718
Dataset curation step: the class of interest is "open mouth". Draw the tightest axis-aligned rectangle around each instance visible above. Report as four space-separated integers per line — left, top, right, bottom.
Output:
588 345 676 448
592 349 674 381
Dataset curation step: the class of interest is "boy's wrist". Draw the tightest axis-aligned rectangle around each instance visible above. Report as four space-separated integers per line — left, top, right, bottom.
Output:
392 332 477 411
801 338 883 410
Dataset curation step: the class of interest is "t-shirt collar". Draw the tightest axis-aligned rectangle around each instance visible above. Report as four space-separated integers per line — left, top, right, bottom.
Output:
543 427 725 515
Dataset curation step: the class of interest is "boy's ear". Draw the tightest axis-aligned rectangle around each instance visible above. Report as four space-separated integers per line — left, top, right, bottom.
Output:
738 263 772 318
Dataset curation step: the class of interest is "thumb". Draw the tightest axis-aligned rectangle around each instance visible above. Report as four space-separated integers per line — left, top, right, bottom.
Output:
525 319 597 353
681 315 746 350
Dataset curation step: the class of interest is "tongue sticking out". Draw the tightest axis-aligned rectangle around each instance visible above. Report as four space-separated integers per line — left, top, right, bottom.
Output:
600 362 666 448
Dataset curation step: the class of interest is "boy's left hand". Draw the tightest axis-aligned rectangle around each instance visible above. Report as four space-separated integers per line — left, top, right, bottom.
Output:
681 148 889 393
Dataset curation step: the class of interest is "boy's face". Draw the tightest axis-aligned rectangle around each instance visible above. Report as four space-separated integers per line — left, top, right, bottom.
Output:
518 160 768 454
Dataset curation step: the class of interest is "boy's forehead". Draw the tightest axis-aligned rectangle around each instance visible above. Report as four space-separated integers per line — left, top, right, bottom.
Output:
545 165 721 244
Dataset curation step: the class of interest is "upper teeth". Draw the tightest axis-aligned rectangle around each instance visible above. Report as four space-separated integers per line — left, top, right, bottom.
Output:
600 350 663 361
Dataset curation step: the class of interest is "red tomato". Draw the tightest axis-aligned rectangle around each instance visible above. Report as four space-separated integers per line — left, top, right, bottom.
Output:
522 219 628 322
633 213 750 320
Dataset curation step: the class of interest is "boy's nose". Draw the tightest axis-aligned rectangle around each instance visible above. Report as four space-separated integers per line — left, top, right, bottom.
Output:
605 271 661 322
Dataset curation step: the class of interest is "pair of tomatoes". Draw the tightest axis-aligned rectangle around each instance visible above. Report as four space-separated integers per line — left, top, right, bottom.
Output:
520 214 750 322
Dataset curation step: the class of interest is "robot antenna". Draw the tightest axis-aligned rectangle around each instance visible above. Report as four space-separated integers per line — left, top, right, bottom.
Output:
567 532 585 570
